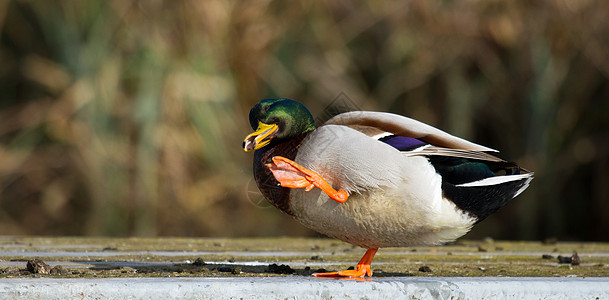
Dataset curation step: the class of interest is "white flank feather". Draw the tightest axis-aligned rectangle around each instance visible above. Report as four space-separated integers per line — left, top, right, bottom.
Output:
371 132 393 140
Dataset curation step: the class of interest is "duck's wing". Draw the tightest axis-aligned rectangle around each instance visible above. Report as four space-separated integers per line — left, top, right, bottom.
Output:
324 111 497 152
325 111 532 169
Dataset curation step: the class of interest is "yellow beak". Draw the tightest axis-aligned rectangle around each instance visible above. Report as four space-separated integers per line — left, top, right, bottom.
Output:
243 121 279 152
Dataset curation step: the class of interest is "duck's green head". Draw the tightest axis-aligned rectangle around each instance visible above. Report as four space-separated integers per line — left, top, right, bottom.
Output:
243 98 315 152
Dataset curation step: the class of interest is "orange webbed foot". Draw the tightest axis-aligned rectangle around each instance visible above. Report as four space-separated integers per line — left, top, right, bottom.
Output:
313 248 378 278
266 156 348 203
313 265 373 278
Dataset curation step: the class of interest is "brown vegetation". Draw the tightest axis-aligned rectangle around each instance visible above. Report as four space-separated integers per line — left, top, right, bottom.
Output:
0 1 608 240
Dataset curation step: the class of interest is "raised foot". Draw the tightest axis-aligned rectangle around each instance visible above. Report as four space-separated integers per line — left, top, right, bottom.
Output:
266 156 348 203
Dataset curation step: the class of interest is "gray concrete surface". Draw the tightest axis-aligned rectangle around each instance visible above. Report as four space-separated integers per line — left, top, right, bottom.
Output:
1 276 608 299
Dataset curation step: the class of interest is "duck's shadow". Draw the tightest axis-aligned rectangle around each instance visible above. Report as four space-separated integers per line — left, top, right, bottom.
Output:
85 261 414 277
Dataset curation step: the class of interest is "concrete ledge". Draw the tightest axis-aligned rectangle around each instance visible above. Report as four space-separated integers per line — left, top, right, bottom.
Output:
1 277 608 299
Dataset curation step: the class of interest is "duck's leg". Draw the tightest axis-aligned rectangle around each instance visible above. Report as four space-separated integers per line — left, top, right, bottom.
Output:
266 156 349 203
313 248 378 278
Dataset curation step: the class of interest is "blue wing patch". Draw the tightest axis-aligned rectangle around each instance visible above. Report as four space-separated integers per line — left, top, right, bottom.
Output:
378 135 428 151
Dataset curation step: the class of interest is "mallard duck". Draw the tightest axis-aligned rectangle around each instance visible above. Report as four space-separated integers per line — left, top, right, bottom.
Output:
243 98 533 277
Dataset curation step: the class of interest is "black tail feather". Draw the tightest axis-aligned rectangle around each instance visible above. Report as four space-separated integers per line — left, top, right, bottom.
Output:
428 156 532 222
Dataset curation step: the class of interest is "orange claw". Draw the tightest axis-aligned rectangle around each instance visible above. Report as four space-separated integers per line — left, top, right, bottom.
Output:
266 156 349 203
314 248 378 278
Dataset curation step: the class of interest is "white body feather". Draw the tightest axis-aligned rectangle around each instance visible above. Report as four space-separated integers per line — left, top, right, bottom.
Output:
290 125 476 249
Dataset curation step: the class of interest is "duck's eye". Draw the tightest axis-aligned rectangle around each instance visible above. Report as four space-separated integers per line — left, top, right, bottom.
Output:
262 105 270 111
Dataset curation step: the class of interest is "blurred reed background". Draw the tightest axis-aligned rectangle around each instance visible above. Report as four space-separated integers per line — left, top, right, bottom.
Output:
0 0 607 240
